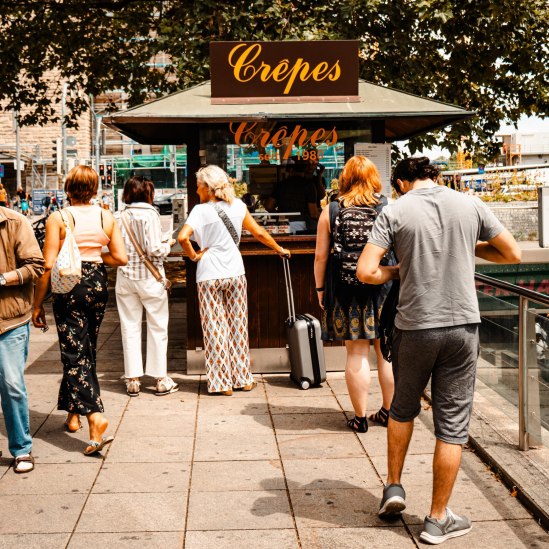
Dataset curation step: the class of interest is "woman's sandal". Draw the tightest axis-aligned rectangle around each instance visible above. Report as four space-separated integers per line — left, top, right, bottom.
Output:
347 416 368 433
14 453 35 474
241 381 257 392
84 436 114 456
368 407 389 427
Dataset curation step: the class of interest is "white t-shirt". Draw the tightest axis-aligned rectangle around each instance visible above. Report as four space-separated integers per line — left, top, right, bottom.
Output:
185 199 247 283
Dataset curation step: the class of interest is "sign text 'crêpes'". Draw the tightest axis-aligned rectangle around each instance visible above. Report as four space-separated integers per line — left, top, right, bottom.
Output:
210 41 359 102
229 122 338 160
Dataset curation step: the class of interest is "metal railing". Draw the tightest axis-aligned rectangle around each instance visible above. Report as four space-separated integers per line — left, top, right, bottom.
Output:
475 272 549 450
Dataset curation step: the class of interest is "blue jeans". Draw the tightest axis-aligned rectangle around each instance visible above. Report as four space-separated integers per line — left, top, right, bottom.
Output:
0 323 32 457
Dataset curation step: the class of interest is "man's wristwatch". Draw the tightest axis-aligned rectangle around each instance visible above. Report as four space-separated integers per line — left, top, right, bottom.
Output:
0 274 7 287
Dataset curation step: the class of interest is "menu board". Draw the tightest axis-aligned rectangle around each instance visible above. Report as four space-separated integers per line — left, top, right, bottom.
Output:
354 143 392 197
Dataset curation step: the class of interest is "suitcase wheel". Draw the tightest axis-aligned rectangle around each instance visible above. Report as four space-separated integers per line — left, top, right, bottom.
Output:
300 379 311 390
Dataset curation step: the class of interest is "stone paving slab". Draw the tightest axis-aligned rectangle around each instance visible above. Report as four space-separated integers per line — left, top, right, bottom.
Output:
105 436 194 463
75 492 187 532
299 527 417 548
185 529 298 549
0 494 87 534
193 432 279 462
191 460 285 491
0 534 71 549
268 395 343 415
277 434 365 460
283 457 382 491
186 490 294 531
68 532 185 549
91 462 191 494
0 462 100 495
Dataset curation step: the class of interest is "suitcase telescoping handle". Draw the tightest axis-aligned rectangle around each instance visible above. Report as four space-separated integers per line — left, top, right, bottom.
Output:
283 257 296 323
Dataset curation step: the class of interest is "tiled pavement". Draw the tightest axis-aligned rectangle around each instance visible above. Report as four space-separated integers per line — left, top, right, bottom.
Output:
0 302 548 548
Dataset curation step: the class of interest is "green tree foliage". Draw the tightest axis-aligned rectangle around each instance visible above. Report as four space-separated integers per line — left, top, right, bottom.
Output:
0 0 547 157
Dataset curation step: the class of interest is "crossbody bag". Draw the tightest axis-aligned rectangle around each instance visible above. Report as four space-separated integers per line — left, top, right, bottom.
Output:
120 210 172 292
208 201 240 246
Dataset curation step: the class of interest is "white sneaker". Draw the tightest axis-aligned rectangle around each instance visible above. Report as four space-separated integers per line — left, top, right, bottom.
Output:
155 377 180 396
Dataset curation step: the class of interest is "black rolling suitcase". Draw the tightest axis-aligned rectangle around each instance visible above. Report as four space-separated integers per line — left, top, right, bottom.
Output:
283 257 326 390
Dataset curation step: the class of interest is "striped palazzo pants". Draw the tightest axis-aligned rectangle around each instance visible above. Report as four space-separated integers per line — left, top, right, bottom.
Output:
197 275 254 392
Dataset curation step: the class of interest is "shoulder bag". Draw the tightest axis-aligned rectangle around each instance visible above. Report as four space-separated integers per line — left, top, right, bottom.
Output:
120 210 172 292
208 201 240 246
51 209 82 294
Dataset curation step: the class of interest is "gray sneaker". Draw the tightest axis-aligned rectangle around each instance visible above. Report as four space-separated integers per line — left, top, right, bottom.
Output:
419 508 472 544
379 483 406 519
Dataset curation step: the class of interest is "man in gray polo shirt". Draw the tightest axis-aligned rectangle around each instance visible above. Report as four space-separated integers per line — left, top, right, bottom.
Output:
357 157 521 544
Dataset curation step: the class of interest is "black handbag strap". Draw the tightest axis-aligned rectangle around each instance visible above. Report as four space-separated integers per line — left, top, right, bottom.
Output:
209 202 240 246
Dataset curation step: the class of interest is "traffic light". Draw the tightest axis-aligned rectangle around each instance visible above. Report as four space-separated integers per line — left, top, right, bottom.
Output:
99 164 106 187
106 164 113 187
52 138 62 174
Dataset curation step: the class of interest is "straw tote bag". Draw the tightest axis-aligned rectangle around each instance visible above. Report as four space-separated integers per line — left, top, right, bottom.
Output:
51 209 82 294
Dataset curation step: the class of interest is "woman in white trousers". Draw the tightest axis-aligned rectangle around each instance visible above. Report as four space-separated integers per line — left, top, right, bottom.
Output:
115 176 178 397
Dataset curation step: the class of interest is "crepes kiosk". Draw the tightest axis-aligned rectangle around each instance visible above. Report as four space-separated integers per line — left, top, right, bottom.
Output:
104 40 473 373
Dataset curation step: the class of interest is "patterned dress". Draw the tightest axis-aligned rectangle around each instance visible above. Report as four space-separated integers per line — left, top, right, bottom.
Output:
53 262 108 414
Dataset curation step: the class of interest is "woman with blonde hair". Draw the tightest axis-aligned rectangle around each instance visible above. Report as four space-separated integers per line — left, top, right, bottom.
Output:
314 156 394 433
32 165 128 455
178 165 290 395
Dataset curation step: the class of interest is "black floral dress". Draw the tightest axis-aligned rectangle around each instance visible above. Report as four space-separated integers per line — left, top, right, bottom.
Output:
53 262 109 414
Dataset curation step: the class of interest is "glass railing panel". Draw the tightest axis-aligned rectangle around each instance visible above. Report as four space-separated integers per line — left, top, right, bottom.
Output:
476 281 520 428
525 306 549 455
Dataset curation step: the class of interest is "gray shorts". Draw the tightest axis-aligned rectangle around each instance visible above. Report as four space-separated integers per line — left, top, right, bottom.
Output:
390 324 479 444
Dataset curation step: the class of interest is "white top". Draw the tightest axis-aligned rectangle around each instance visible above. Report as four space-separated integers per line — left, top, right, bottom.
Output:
115 203 171 280
185 199 247 283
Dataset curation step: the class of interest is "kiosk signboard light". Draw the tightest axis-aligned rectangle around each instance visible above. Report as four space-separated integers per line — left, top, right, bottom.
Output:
210 40 359 103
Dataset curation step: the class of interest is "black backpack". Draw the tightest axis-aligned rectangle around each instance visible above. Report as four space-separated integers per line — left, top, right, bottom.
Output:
330 196 387 286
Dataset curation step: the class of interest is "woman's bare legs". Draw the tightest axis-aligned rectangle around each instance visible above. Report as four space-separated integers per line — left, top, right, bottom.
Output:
345 339 372 417
373 339 394 410
85 412 109 452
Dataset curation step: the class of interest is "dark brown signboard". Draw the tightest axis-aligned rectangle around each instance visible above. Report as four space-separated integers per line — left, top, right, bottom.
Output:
210 41 359 104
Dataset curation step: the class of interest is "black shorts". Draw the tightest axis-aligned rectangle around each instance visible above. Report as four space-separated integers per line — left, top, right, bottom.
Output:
390 324 479 444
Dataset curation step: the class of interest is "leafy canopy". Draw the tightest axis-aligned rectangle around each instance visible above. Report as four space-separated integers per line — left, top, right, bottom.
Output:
0 0 547 158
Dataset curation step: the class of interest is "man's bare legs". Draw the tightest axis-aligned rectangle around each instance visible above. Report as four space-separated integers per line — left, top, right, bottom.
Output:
430 440 462 519
387 417 414 484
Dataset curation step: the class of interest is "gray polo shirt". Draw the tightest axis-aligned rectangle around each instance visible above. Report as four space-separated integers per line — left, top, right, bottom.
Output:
369 186 504 330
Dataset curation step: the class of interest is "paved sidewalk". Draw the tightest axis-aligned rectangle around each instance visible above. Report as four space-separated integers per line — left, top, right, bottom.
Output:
0 303 547 548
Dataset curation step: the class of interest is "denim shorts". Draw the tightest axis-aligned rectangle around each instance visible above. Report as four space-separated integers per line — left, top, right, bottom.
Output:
390 324 479 444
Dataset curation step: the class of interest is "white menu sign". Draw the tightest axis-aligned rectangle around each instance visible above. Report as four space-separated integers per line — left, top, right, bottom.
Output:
354 143 392 197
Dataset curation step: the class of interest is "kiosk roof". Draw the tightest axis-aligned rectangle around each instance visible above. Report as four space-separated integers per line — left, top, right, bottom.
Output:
103 79 474 144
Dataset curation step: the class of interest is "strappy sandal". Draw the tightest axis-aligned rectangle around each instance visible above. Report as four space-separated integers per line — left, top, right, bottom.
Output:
84 436 114 456
369 407 390 427
347 416 368 433
14 453 35 474
241 381 257 392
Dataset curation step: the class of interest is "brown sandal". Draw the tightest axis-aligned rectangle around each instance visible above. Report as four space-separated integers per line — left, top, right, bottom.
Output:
14 453 35 474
